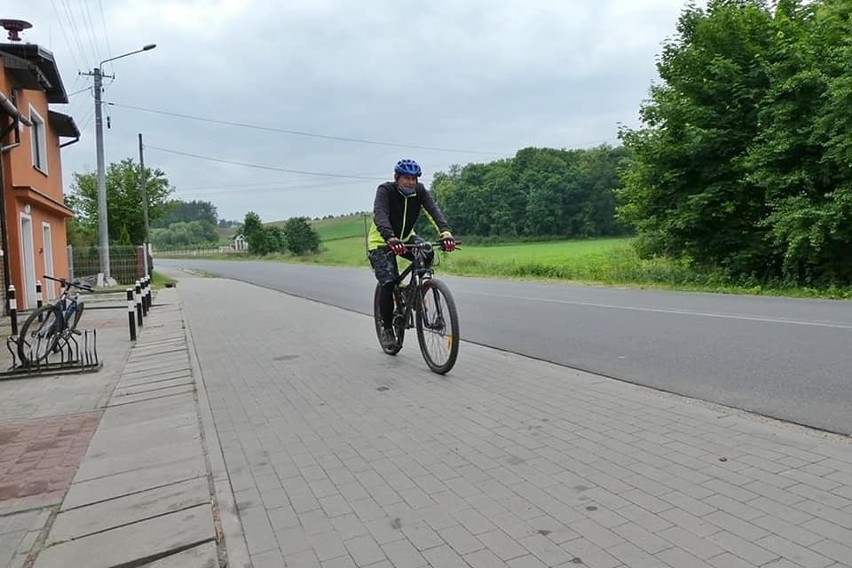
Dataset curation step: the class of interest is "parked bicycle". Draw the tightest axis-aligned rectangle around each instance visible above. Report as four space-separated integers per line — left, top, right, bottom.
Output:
372 241 460 374
17 275 93 366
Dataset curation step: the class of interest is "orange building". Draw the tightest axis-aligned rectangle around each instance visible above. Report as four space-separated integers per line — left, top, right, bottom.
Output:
0 23 79 311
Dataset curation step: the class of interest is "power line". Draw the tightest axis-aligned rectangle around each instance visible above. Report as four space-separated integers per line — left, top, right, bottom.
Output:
60 0 94 68
74 106 96 133
180 180 303 191
176 177 365 196
49 0 86 72
145 145 385 181
178 178 365 191
67 86 92 97
95 0 113 66
80 0 105 65
107 101 511 156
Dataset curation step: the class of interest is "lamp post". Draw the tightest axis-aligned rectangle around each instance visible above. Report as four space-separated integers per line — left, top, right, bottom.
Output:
92 43 156 283
138 133 150 277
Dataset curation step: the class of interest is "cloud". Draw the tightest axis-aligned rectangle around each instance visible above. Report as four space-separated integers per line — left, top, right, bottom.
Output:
14 0 693 222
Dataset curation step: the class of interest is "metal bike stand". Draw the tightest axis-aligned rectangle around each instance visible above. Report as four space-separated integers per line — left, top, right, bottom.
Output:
1 329 102 378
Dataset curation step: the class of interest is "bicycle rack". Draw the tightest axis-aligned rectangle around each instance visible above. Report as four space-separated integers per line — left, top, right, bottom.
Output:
1 328 101 378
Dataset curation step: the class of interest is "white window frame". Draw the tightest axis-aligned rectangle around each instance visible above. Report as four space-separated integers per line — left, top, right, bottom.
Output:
20 213 37 310
29 105 48 174
42 222 56 300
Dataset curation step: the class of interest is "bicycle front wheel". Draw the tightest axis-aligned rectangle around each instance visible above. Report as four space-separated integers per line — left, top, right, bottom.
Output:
415 278 460 374
17 305 64 366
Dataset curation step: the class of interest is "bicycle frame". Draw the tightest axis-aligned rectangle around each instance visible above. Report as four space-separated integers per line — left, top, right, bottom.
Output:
393 243 436 323
373 240 460 373
48 276 86 330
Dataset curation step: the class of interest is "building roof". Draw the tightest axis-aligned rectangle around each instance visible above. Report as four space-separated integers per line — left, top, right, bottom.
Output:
48 110 79 139
0 43 68 103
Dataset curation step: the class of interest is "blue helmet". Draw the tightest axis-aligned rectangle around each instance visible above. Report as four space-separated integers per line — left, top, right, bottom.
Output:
394 159 422 177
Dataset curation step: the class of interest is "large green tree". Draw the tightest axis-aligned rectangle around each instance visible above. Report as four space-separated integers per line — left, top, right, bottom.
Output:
283 217 320 255
618 0 776 277
68 158 173 245
241 211 275 255
239 212 285 255
748 0 852 283
618 0 852 285
238 212 321 256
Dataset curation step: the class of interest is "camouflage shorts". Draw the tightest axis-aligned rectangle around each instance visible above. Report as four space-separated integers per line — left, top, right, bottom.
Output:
368 235 433 286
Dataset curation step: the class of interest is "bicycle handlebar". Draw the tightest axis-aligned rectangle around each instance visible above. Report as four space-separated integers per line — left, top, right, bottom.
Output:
404 240 462 251
43 274 94 292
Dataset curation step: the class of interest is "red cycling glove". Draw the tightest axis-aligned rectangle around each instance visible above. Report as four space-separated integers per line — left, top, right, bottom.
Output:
387 237 406 255
439 232 456 252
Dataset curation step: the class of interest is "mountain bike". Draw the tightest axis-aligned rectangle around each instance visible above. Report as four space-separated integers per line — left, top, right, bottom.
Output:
373 241 460 374
17 275 93 366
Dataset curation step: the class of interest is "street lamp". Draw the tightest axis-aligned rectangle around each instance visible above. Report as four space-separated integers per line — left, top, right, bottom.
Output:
92 43 156 283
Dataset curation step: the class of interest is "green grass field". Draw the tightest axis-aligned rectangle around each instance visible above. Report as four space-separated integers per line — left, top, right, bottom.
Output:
299 233 687 285
184 215 851 299
310 214 370 242
305 220 646 276
299 219 851 298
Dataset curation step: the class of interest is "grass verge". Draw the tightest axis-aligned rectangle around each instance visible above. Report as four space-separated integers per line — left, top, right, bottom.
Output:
159 236 852 300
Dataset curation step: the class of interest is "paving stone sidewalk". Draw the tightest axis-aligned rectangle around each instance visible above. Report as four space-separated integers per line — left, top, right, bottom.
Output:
172 270 852 568
0 288 240 568
3 267 852 568
0 296 130 568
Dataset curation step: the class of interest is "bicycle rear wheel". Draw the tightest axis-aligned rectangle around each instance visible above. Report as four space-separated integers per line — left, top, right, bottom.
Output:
17 305 64 366
373 283 404 355
415 278 459 374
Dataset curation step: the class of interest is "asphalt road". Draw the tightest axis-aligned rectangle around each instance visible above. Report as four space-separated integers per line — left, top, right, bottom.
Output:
158 258 852 435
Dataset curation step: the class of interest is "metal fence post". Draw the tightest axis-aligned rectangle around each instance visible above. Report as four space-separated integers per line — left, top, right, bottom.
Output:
141 276 148 317
36 280 43 322
127 288 136 341
135 280 143 328
8 285 17 336
67 244 75 281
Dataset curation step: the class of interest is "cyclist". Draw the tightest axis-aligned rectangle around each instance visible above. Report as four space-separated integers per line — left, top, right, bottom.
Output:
368 159 456 349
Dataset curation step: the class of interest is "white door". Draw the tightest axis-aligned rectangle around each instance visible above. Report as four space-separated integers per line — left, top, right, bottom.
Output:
42 223 55 300
20 215 36 309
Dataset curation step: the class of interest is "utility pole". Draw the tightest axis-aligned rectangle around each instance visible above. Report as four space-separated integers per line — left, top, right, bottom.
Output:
93 66 110 282
138 133 150 277
82 44 157 285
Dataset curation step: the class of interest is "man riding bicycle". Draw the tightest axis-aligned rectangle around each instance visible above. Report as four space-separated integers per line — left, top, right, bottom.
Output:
368 159 456 349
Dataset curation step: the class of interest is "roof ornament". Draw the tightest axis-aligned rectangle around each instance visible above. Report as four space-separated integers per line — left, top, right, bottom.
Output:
0 19 32 42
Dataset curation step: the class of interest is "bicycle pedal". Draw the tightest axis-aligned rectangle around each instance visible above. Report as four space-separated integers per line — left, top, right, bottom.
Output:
71 329 82 336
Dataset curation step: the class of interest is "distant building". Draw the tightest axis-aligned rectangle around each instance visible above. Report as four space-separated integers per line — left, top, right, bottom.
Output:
232 234 248 251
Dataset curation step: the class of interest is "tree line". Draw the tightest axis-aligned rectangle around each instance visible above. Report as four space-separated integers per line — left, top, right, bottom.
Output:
431 145 629 241
240 212 320 256
66 159 320 255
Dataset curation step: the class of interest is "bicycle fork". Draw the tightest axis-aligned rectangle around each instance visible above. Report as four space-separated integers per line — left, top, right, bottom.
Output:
420 286 446 332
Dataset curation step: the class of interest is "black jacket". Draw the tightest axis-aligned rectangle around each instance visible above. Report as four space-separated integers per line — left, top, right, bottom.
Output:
369 182 451 249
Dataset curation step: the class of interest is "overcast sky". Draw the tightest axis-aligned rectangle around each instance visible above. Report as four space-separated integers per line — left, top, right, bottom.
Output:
13 0 695 223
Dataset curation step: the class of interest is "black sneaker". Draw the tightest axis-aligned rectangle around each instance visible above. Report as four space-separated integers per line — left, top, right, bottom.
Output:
380 328 396 349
